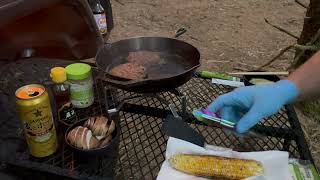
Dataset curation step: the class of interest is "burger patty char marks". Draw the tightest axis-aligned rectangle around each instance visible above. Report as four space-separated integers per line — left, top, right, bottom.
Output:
109 62 147 80
127 51 161 66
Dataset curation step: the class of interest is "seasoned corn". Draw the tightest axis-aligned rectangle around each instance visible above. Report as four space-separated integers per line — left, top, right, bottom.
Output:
169 154 263 179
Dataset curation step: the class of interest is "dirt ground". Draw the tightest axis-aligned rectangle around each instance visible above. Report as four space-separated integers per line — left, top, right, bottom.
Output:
109 0 304 72
108 0 320 167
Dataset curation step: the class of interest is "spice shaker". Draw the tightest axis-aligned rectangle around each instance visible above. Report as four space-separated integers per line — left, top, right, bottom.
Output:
65 63 94 108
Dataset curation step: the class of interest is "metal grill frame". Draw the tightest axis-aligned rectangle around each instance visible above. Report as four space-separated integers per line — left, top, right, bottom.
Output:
0 60 314 180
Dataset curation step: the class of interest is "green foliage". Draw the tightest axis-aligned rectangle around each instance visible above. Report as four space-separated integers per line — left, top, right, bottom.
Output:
296 100 320 123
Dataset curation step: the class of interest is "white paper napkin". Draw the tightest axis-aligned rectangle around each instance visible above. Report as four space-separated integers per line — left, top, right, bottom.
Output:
157 137 292 180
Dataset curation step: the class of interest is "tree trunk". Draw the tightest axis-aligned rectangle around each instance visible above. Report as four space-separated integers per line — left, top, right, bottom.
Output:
294 0 320 68
295 0 320 123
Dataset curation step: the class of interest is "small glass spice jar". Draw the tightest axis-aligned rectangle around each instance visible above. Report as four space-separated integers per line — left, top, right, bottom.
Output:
65 63 94 108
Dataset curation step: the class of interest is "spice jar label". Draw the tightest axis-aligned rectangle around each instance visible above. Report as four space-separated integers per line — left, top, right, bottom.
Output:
58 102 76 125
94 14 107 34
70 81 94 107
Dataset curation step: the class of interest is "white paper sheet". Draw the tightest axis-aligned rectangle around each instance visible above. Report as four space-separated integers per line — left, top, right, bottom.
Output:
157 137 292 180
211 78 245 87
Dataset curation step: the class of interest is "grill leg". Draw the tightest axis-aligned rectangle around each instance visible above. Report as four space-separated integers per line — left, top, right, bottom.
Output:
181 93 187 119
282 139 291 151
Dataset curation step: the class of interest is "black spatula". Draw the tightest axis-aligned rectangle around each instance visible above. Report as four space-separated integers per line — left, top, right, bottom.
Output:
161 104 205 147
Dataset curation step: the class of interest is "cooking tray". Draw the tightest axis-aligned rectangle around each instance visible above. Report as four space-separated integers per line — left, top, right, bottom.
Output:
243 74 280 86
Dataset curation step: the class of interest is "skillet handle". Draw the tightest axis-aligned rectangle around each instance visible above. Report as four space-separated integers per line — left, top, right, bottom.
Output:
174 27 187 38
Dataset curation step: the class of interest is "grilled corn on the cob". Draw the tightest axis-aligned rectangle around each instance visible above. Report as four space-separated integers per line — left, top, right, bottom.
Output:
169 154 263 179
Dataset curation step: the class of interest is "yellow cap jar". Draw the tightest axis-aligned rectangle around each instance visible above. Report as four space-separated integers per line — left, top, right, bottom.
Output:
50 67 67 83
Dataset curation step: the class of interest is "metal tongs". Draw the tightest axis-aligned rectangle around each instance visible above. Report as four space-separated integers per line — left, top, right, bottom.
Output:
192 109 264 139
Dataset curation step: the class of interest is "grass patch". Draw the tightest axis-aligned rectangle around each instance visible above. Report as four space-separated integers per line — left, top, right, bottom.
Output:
296 100 320 123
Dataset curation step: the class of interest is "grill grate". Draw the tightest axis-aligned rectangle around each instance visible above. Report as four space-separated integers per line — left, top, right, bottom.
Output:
117 113 167 180
0 63 313 180
110 78 311 179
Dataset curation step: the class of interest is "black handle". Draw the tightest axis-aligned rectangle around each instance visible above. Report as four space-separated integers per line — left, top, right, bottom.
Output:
174 27 187 38
99 0 114 31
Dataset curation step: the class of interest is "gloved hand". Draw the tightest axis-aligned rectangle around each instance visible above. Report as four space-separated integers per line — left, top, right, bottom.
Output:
207 80 299 133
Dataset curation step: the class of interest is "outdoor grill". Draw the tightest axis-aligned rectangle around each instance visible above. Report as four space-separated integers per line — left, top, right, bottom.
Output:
0 59 314 179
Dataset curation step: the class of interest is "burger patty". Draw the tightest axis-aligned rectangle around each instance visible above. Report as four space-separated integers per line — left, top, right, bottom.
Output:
109 63 146 80
127 51 160 66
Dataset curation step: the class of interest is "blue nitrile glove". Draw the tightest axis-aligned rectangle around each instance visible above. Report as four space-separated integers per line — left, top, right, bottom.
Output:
207 80 299 133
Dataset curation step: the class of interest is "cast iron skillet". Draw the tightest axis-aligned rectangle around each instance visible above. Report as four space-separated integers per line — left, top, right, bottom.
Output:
95 29 201 93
